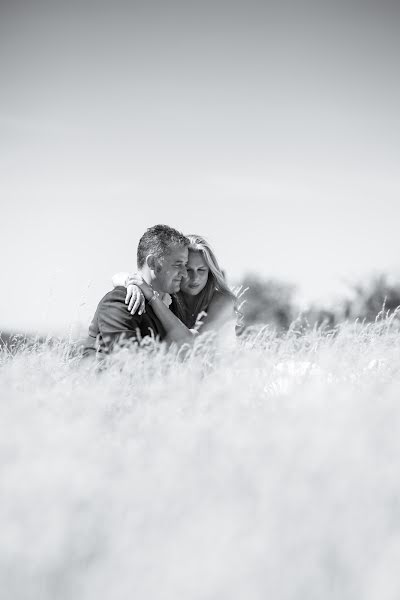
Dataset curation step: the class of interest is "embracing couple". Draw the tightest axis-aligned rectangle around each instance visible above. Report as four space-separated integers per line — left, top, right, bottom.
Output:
83 224 238 357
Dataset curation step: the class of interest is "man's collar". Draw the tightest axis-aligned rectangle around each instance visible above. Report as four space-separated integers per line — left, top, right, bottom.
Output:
161 293 172 307
139 271 171 307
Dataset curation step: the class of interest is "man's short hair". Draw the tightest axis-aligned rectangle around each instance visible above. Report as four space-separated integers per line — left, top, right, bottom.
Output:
137 224 189 268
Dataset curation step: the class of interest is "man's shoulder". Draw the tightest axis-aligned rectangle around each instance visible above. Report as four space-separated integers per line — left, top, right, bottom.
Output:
99 286 127 305
96 286 133 315
96 286 144 332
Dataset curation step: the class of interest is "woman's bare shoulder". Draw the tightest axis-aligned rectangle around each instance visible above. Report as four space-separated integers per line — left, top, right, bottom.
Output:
197 291 236 334
210 290 235 306
206 291 235 319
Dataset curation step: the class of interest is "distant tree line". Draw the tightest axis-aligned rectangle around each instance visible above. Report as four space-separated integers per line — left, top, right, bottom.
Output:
237 273 400 332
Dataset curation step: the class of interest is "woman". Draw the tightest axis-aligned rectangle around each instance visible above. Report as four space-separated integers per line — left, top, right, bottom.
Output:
113 235 239 343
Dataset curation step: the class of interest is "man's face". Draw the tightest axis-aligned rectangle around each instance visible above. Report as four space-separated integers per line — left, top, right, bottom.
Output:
154 245 188 294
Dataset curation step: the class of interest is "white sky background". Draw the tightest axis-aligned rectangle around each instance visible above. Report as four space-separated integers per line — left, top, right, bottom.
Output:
1 0 399 334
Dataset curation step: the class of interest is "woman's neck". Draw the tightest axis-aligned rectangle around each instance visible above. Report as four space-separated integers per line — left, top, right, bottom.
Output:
182 292 197 311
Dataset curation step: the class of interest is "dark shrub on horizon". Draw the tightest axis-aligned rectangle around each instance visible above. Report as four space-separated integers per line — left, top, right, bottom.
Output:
238 275 295 331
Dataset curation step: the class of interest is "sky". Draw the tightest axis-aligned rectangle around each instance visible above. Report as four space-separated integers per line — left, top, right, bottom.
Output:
1 0 399 334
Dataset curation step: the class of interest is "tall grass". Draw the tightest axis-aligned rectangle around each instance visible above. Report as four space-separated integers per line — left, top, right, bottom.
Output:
1 317 400 599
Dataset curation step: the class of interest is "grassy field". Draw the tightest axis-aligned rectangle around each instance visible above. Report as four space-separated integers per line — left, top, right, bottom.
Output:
1 317 400 600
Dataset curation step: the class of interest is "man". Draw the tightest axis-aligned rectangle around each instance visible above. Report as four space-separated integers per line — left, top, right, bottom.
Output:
83 225 189 357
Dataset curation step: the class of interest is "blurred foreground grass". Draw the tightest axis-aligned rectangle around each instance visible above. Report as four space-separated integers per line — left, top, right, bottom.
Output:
1 317 400 600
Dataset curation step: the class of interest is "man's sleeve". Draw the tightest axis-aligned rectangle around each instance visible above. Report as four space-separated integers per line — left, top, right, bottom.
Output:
97 290 142 352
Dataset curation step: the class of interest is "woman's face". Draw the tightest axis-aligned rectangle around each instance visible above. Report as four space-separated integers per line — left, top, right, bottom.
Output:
179 250 209 296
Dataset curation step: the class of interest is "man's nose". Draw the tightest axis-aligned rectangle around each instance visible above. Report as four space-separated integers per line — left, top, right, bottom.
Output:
179 265 187 277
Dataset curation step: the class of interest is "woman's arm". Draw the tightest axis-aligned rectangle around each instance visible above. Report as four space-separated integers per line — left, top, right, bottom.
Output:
112 272 130 288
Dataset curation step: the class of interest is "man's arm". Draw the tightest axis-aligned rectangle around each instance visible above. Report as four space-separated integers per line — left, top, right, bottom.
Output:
125 276 194 345
145 293 193 344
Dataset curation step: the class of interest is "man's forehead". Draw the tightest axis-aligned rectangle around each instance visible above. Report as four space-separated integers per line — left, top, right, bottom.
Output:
166 246 188 262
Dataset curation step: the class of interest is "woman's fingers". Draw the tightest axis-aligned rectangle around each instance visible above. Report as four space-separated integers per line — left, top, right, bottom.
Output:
126 284 145 315
139 294 146 315
127 285 139 312
125 285 134 306
130 292 141 315
128 289 139 313
127 273 143 286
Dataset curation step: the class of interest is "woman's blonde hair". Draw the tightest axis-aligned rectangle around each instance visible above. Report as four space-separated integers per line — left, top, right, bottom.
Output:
175 234 237 328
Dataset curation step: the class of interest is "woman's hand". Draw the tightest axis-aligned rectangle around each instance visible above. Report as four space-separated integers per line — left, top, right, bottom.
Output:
124 272 156 315
126 273 154 298
125 285 146 315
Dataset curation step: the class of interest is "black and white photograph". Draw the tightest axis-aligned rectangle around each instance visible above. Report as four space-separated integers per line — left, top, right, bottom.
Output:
1 0 400 598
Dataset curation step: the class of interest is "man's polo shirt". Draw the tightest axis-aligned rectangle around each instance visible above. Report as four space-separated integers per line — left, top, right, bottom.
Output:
82 286 176 357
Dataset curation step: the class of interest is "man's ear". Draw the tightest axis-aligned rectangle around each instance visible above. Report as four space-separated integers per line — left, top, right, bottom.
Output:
146 255 156 271
147 254 162 273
